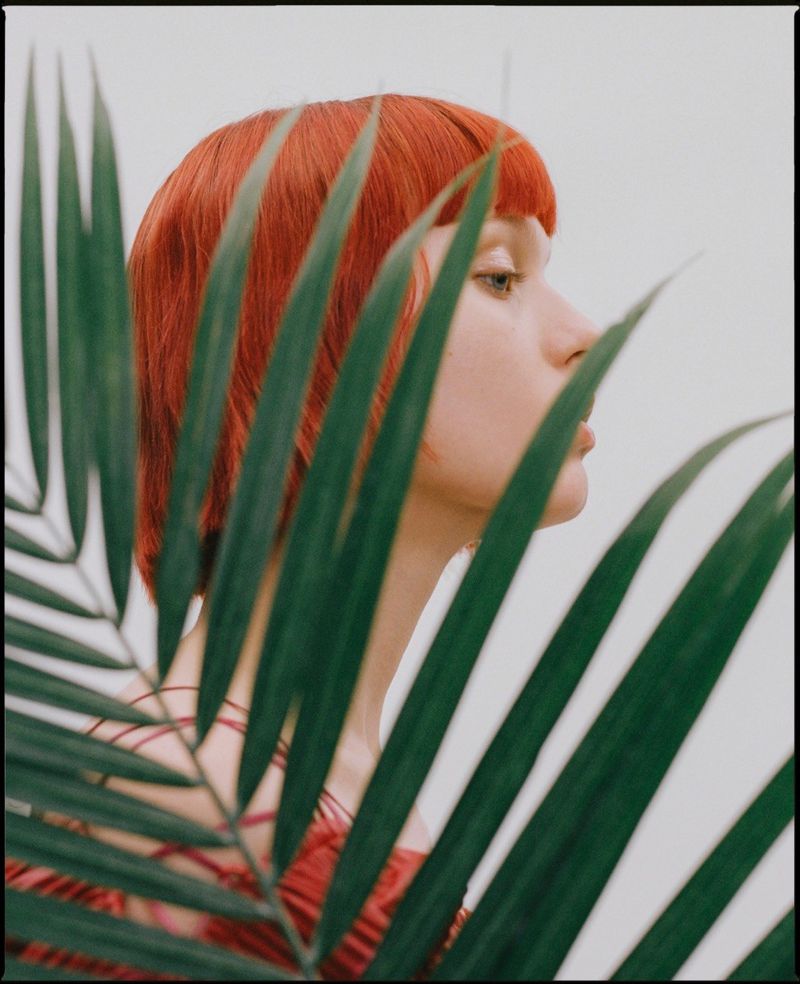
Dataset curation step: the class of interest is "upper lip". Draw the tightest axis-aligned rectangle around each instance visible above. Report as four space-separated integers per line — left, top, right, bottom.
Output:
581 395 595 423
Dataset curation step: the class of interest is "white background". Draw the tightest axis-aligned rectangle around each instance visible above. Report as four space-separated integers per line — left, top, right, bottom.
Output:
5 6 794 980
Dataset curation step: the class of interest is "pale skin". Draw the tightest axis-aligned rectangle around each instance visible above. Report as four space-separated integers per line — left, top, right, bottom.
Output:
84 213 601 933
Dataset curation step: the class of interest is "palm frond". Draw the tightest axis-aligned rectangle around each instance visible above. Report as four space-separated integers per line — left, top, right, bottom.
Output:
87 57 136 620
5 55 794 982
6 492 40 515
272 143 501 880
6 709 199 786
314 265 683 959
610 754 794 980
55 58 91 559
6 888 299 980
2 956 105 981
6 615 132 669
195 96 382 743
433 463 793 980
5 658 160 724
155 101 304 679
7 813 274 924
235 151 487 815
726 908 795 982
365 411 791 980
7 766 234 848
19 52 48 505
5 569 101 618
5 523 68 564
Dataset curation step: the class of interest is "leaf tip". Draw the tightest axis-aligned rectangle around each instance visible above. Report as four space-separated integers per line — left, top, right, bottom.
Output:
654 249 706 298
88 47 107 121
24 47 37 116
57 53 67 112
88 45 99 85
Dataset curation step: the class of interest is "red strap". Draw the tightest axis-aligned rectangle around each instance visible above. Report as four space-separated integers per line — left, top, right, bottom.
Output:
86 681 355 837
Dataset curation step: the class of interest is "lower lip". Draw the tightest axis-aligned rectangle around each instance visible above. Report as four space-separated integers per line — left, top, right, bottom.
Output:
578 420 596 451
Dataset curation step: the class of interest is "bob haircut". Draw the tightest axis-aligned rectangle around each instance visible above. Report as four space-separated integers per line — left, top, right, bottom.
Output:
129 94 557 603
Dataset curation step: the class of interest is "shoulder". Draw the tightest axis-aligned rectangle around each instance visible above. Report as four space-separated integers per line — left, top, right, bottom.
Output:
82 680 285 856
78 683 286 933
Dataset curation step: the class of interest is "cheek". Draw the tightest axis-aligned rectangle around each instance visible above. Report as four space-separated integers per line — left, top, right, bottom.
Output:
420 305 550 505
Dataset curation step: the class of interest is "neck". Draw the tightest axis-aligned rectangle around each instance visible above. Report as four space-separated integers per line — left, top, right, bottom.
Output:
183 481 482 765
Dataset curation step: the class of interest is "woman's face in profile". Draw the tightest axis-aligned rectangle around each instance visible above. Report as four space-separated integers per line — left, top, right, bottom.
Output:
413 214 602 529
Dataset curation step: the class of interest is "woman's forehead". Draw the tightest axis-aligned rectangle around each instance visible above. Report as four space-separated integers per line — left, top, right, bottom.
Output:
483 214 552 257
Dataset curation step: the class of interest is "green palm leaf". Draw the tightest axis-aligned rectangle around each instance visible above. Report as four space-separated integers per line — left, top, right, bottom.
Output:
7 812 274 923
6 708 198 787
195 97 382 743
5 569 100 618
5 524 69 563
365 410 790 980
235 153 487 815
272 144 500 879
726 908 796 982
87 60 136 620
611 754 794 980
19 52 48 504
2 957 106 981
433 459 794 980
6 615 132 669
7 765 234 848
5 493 39 514
6 889 298 980
6 55 794 982
155 102 304 680
56 59 90 557
314 266 683 959
5 658 160 724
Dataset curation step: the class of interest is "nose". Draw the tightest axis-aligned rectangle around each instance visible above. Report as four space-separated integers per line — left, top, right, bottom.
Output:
542 287 602 368
567 308 602 368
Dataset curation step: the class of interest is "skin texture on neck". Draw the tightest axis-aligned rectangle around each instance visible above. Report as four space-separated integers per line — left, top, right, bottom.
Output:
176 473 483 771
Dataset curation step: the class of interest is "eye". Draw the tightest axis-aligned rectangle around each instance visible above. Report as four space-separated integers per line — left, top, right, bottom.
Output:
475 269 527 297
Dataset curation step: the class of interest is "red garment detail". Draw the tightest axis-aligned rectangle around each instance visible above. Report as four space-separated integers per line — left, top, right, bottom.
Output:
6 686 471 979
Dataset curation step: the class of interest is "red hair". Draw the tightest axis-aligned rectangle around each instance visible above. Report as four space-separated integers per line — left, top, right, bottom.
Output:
129 94 557 602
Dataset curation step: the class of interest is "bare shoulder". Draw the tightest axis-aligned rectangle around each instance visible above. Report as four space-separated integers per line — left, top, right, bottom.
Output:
78 681 286 933
84 680 285 845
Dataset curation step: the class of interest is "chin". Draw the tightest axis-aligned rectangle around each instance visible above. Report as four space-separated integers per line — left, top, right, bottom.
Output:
539 457 589 528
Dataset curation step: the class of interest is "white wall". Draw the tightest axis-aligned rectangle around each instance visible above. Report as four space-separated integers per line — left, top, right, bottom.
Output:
5 7 793 980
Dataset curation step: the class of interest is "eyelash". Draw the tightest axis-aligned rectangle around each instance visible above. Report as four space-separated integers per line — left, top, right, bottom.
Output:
475 269 527 297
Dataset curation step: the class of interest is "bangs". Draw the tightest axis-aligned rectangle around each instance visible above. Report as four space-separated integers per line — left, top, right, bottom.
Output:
366 95 557 236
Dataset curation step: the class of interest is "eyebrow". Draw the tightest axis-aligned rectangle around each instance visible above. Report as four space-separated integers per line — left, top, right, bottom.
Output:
486 215 552 265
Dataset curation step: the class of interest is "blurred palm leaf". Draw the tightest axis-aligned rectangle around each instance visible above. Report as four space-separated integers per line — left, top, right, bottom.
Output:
727 909 795 983
86 56 137 621
56 57 91 560
610 755 794 981
6 887 297 980
4 58 794 981
19 53 49 506
364 421 793 980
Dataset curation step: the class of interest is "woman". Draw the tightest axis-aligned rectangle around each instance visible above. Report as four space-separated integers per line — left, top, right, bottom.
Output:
7 93 600 979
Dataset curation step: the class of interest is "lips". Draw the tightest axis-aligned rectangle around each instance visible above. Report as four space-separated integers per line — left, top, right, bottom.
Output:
578 420 596 451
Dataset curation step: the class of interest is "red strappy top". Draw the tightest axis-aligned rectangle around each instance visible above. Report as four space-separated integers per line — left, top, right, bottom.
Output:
5 686 471 980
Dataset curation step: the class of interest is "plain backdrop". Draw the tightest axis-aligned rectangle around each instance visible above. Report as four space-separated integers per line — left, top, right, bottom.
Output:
5 7 794 980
